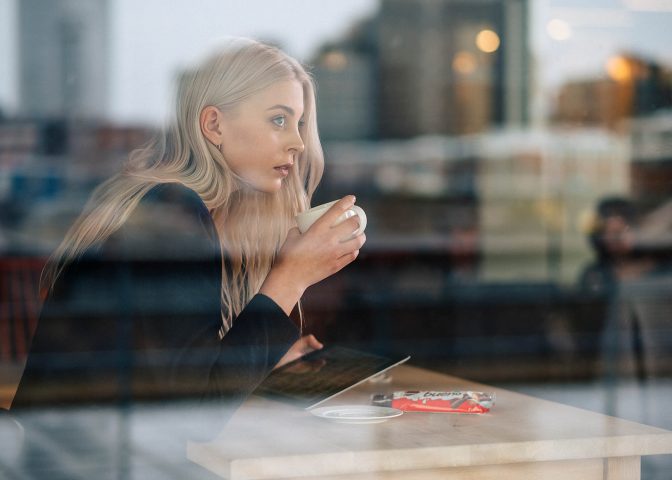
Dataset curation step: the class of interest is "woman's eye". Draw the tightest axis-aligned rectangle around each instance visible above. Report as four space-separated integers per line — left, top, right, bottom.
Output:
272 116 286 127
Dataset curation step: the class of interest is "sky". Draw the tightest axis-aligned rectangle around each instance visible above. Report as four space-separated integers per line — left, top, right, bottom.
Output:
0 0 378 124
109 0 379 124
534 0 672 85
1 0 672 126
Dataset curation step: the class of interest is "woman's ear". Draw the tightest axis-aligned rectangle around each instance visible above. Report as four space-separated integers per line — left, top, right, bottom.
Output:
200 106 223 148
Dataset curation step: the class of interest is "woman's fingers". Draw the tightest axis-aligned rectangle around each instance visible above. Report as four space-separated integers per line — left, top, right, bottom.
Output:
330 215 361 241
273 334 324 370
334 249 360 272
266 195 365 298
296 334 322 353
306 333 323 347
335 232 365 269
338 232 366 256
312 196 356 230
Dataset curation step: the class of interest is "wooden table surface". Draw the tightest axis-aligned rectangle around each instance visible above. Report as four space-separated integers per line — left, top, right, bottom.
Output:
188 364 672 480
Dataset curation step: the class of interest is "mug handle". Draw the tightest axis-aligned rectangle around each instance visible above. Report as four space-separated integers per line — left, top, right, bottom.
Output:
339 206 367 241
349 205 367 236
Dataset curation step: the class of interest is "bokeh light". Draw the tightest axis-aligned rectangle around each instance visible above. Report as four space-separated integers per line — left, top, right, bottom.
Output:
475 29 500 53
452 51 478 75
606 55 633 82
321 50 348 71
547 19 572 41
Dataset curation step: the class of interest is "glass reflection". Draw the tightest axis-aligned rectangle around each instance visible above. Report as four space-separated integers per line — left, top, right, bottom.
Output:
1 0 671 478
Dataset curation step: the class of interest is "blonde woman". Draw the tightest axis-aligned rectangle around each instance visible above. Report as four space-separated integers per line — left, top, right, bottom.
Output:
11 39 365 440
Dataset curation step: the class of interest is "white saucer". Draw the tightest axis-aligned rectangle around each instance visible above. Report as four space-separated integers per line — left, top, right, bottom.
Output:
309 405 403 424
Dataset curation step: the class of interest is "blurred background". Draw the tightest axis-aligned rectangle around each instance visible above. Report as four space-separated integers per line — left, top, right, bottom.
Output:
1 0 672 478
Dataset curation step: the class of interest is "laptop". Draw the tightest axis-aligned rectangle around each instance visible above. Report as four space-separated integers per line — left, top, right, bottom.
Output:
256 345 410 409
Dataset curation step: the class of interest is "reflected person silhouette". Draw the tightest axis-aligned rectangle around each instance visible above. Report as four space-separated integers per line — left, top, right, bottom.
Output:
580 197 652 295
8 38 366 474
578 197 656 380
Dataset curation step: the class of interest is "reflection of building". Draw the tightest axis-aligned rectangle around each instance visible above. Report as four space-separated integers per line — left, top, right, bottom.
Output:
554 54 672 130
312 0 529 140
554 79 633 130
476 129 629 283
0 118 153 254
629 111 672 209
321 129 629 283
312 18 379 141
313 50 377 140
19 0 110 119
377 0 529 138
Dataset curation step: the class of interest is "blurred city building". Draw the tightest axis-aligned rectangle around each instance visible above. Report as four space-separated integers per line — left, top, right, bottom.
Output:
320 128 629 284
0 119 154 255
554 54 672 130
629 110 672 210
19 0 110 119
377 0 529 138
476 129 629 283
312 0 530 140
312 18 379 140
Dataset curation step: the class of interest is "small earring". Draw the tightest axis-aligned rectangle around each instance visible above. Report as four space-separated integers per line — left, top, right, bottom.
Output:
217 144 222 151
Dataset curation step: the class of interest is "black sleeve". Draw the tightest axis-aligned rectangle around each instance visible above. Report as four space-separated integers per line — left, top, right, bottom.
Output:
12 183 299 440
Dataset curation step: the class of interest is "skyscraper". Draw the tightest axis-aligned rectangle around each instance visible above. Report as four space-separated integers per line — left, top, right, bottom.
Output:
378 0 529 138
311 18 380 141
19 0 110 119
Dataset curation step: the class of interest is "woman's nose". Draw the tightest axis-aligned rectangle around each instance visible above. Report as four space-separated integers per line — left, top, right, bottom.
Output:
288 130 305 154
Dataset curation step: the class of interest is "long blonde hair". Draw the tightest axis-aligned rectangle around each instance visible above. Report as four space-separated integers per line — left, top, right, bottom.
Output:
41 38 324 330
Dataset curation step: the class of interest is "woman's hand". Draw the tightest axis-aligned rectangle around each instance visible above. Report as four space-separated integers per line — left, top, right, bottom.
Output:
273 334 324 371
260 196 366 315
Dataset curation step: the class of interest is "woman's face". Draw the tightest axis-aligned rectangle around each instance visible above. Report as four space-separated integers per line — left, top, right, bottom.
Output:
219 79 305 194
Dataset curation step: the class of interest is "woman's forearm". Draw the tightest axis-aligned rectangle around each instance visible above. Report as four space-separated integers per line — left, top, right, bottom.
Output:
259 265 305 316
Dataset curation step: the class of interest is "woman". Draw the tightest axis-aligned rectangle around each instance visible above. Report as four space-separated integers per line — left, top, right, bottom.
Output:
11 38 365 440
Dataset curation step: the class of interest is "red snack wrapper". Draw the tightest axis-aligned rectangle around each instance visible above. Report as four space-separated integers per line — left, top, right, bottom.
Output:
371 390 495 413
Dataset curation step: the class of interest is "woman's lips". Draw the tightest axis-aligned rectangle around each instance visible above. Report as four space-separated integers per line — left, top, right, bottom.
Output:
274 164 292 176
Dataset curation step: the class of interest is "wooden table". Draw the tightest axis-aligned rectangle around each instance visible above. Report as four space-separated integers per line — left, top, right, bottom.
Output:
187 365 672 479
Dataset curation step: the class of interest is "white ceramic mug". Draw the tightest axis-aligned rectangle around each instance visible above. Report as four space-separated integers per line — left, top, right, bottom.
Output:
296 200 367 239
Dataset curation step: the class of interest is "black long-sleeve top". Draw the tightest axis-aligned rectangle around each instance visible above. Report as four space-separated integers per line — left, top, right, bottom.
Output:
11 183 300 441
